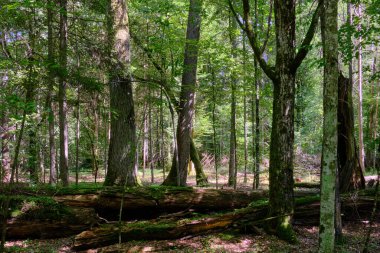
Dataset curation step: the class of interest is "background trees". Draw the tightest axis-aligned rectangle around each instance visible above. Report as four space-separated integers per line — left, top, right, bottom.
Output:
0 0 378 248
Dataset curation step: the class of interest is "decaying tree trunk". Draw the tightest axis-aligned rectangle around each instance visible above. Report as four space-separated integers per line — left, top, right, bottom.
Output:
73 194 377 251
54 188 269 219
3 207 99 239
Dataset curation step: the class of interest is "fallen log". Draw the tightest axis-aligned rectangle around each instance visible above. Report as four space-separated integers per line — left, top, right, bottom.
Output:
73 194 378 250
54 187 271 219
5 207 99 239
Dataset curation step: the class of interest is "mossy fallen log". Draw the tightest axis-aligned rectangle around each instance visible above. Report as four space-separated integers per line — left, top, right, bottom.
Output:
5 207 99 239
0 195 100 239
73 194 377 251
54 187 271 219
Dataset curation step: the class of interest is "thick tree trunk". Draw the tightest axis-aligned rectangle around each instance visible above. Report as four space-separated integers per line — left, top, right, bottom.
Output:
104 0 138 186
319 0 339 250
54 188 270 218
164 0 203 186
58 0 69 186
338 74 365 192
190 139 208 185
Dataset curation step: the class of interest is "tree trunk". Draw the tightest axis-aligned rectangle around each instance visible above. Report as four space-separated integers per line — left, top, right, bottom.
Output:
319 0 339 250
142 103 148 179
47 0 57 185
228 15 238 188
356 3 365 172
0 78 11 183
230 0 322 241
190 139 208 185
338 74 365 192
254 59 260 190
59 0 69 186
3 207 99 240
149 88 154 183
75 89 80 185
104 0 138 186
163 0 203 186
47 0 56 184
368 48 378 168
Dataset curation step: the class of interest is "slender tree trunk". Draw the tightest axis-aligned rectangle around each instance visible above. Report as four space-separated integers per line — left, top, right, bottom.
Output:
254 60 260 190
356 3 365 171
160 87 166 180
243 36 248 184
105 0 138 186
47 0 56 185
59 0 69 186
163 0 203 186
75 89 80 185
319 0 339 251
1 68 11 183
212 74 219 189
142 102 148 179
26 6 38 184
149 88 154 183
252 0 260 190
228 15 238 189
368 46 378 168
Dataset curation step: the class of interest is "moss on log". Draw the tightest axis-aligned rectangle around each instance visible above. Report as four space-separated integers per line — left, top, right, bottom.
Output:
73 193 378 251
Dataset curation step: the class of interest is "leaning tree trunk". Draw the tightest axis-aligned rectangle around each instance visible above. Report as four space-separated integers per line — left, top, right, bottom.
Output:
338 74 365 192
163 0 203 186
104 0 138 186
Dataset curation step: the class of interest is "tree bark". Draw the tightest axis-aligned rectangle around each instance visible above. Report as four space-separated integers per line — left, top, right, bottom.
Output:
319 0 339 250
338 74 365 192
229 0 322 240
163 0 203 186
58 0 69 186
104 0 138 186
356 3 365 172
54 188 271 218
47 0 57 185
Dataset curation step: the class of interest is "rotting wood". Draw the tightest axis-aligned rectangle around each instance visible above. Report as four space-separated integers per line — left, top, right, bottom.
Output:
73 194 377 250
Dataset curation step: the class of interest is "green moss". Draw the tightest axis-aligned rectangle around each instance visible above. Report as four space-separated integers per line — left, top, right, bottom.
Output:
248 199 269 208
295 195 320 206
276 217 298 244
0 195 73 220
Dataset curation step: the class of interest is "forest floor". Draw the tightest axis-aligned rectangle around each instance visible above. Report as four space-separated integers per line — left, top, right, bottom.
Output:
4 152 380 252
5 221 380 252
